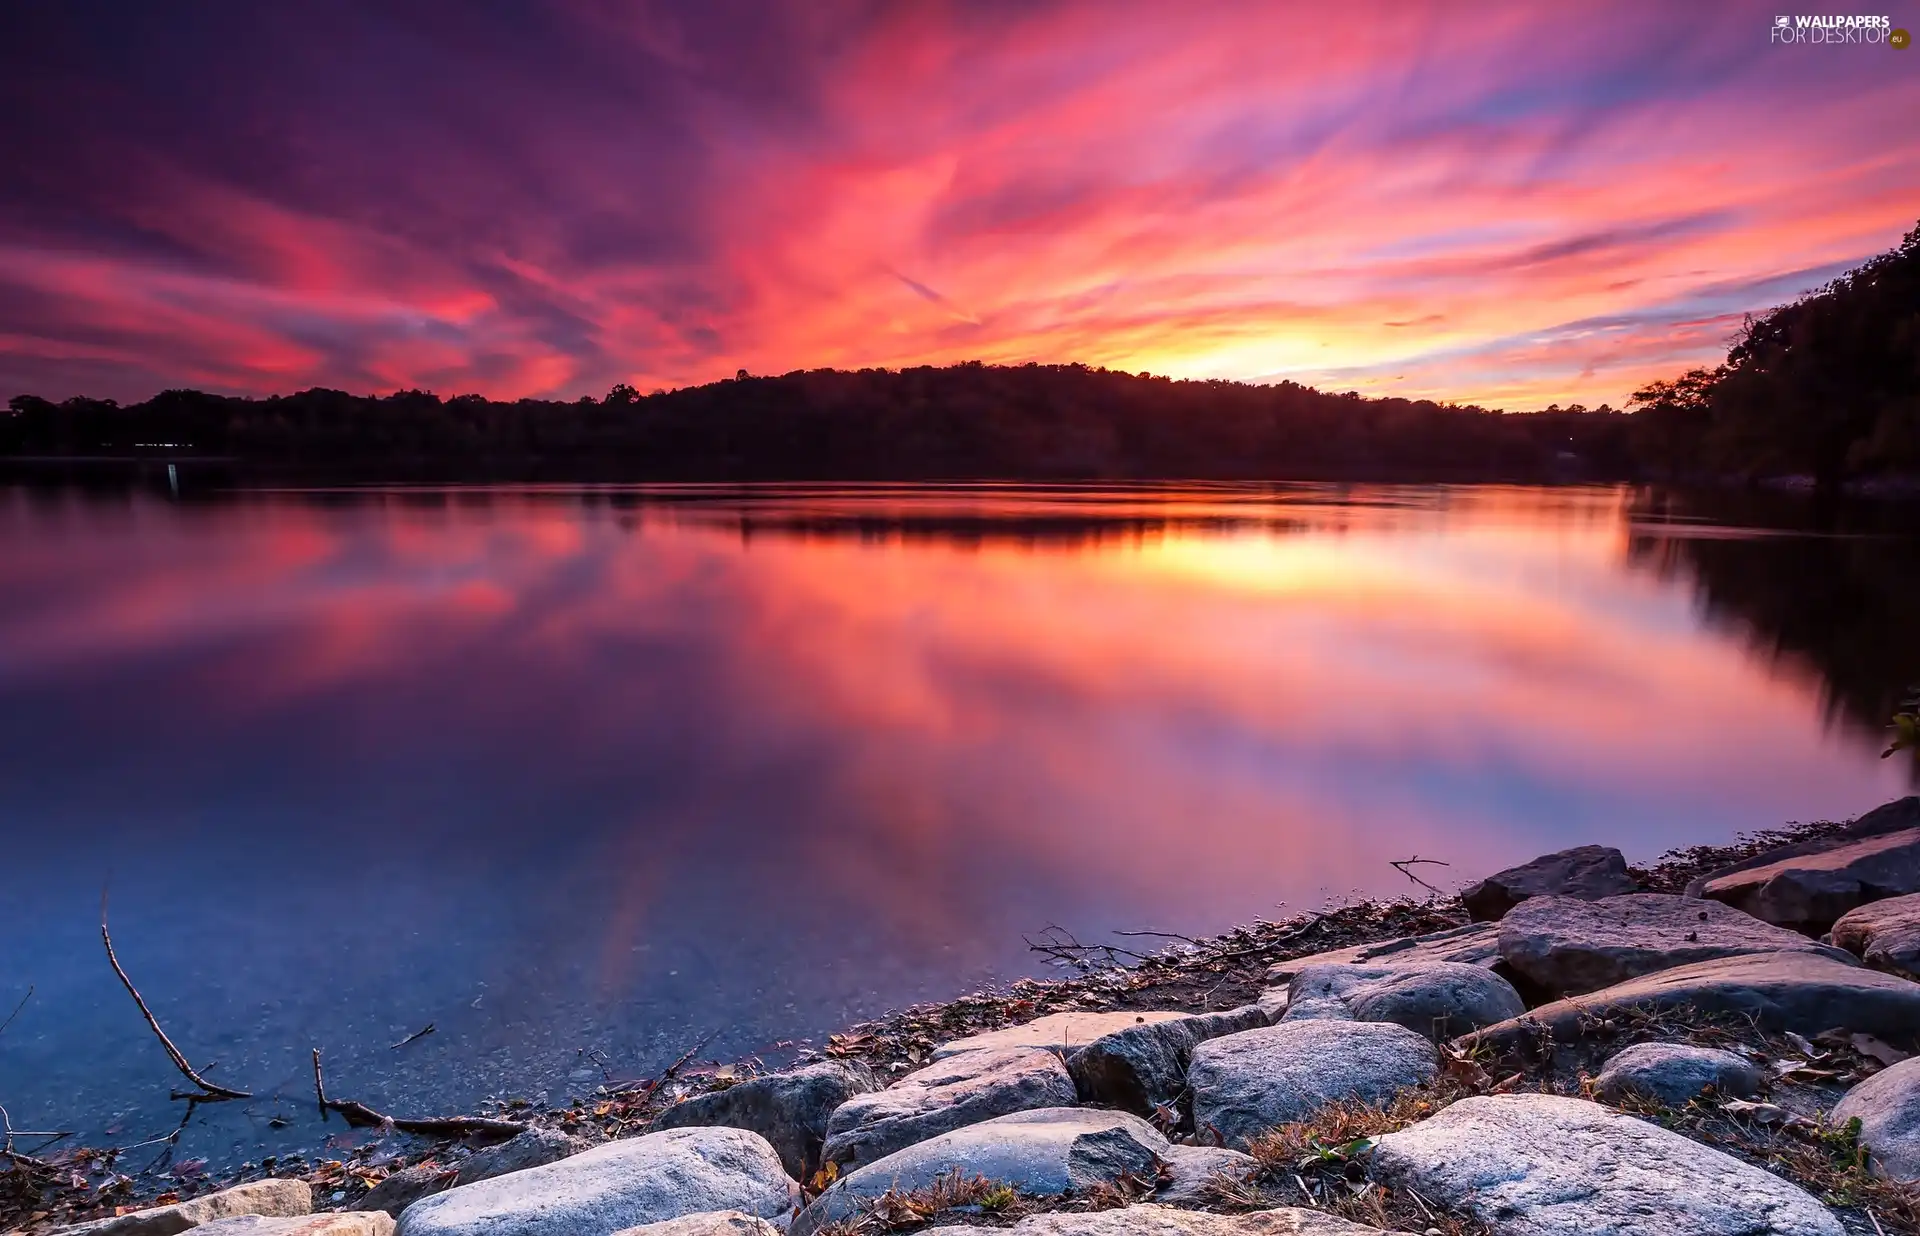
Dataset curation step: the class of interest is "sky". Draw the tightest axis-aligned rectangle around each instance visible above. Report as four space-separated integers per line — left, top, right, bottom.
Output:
1 1 1917 411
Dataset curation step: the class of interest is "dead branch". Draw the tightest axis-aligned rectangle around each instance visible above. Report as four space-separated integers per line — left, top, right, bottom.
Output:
1112 929 1204 945
1024 924 1152 971
0 1101 53 1174
311 1048 524 1139
607 1029 719 1096
1388 855 1451 896
101 890 249 1100
389 1023 436 1051
0 985 30 1038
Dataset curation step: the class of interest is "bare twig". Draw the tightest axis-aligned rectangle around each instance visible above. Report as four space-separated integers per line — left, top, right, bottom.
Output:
390 1023 436 1051
607 1030 720 1096
0 985 30 1038
1389 855 1451 895
1024 924 1152 971
311 1048 525 1139
1112 929 1204 945
101 889 249 1100
0 1100 53 1173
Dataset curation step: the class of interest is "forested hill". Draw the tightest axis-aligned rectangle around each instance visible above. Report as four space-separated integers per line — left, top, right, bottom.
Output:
1 365 1633 481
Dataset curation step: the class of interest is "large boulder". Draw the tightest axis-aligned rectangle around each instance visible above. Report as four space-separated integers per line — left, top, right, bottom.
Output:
1699 827 1920 931
924 1205 1384 1236
653 1061 875 1179
1154 1146 1260 1205
1067 1005 1273 1115
1497 893 1851 996
1460 845 1638 923
1831 1055 1920 1181
612 1214 782 1236
821 1046 1078 1171
1262 923 1500 987
1187 1021 1436 1149
193 1221 391 1236
50 1181 313 1236
1830 891 1920 980
792 1109 1168 1236
1371 1093 1841 1235
931 1012 1189 1061
1591 1042 1764 1106
1685 797 1920 898
1467 952 1920 1054
393 1127 799 1236
1282 963 1524 1041
453 1127 589 1186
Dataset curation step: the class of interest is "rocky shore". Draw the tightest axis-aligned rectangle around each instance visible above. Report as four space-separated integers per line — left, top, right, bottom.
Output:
10 796 1920 1236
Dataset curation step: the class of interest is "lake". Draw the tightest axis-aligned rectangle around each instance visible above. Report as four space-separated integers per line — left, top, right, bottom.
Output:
0 481 1913 1172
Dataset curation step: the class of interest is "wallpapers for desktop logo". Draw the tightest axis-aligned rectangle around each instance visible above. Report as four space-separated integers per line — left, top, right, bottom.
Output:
1769 14 1908 44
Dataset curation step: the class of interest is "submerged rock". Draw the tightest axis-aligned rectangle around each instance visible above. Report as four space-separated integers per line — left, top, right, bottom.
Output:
1591 1042 1763 1106
1370 1093 1843 1235
393 1127 798 1236
1067 1005 1273 1115
1831 1055 1920 1182
1829 891 1920 980
793 1108 1168 1236
653 1061 875 1179
1282 962 1524 1040
1497 893 1850 996
924 1205 1384 1235
1699 827 1920 931
1460 845 1638 923
50 1180 312 1236
932 1011 1189 1061
821 1046 1077 1171
1187 1020 1436 1149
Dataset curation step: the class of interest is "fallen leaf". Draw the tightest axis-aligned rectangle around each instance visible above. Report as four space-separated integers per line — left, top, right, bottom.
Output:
1849 1034 1911 1068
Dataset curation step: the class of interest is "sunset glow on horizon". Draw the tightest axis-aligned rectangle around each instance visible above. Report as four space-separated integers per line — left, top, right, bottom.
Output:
3 2 1918 410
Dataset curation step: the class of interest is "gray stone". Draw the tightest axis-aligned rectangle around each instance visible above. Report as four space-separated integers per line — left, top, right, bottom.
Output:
453 1126 589 1186
193 1220 392 1236
1371 1093 1842 1235
1700 827 1920 931
1154 1146 1260 1205
821 1047 1078 1171
1068 1005 1273 1115
1830 891 1920 980
1497 893 1851 996
50 1181 313 1236
793 1108 1167 1236
1187 1020 1437 1149
1282 963 1524 1041
1461 845 1638 923
1685 797 1920 898
351 1166 456 1217
653 1062 876 1179
612 1213 782 1236
932 1012 1190 1061
1467 952 1920 1054
1261 923 1499 986
925 1205 1384 1236
1831 1055 1920 1181
394 1127 799 1236
1592 1042 1764 1106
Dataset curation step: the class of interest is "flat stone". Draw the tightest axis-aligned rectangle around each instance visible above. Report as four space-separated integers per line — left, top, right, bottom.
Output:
193 1220 392 1236
1188 1020 1437 1149
612 1212 783 1236
1282 963 1524 1041
792 1108 1168 1236
1592 1042 1764 1106
1830 891 1920 980
1700 827 1920 931
1068 1005 1273 1115
51 1180 313 1236
931 1012 1190 1061
821 1046 1078 1171
1831 1055 1920 1181
1497 893 1851 997
1467 952 1920 1054
351 1165 456 1217
1370 1093 1843 1235
1154 1146 1260 1205
1685 797 1920 898
394 1127 798 1236
653 1061 875 1179
1461 845 1638 923
924 1204 1384 1236
453 1126 588 1186
1262 923 1499 987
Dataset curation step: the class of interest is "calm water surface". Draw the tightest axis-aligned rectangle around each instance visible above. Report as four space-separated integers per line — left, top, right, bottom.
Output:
0 482 1912 1169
